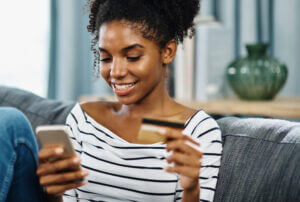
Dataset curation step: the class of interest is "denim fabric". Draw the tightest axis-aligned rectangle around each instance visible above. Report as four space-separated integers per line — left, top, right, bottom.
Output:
0 107 44 202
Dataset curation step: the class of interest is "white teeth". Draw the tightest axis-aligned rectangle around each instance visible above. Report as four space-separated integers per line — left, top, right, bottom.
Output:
114 83 135 90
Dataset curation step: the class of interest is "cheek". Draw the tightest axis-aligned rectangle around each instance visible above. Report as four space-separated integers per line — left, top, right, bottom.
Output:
134 58 162 78
100 65 110 81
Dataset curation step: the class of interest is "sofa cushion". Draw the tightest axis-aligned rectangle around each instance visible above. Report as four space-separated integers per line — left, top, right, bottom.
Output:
217 116 300 142
215 117 300 202
0 86 75 131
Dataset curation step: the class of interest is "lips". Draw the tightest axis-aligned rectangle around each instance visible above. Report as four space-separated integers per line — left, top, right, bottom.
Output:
112 81 138 96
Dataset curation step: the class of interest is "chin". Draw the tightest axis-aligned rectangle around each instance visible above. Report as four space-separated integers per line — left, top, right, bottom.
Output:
115 95 137 105
115 94 145 105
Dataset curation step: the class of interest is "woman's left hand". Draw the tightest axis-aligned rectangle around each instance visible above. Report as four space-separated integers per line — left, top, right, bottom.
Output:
158 128 203 192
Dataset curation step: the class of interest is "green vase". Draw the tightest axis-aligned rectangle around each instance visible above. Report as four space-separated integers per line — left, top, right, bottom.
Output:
226 43 288 100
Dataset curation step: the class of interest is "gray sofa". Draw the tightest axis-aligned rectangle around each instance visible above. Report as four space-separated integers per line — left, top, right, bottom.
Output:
1 86 299 202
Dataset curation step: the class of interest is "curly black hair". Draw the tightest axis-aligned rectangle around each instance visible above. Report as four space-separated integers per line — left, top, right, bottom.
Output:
87 0 200 76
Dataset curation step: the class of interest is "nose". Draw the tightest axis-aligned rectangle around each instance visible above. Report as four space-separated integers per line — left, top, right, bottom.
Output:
110 58 127 79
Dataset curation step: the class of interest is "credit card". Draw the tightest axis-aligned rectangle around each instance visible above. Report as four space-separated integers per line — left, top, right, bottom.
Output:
137 118 185 144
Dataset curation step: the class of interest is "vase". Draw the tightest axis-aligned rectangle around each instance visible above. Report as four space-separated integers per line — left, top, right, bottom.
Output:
226 43 288 100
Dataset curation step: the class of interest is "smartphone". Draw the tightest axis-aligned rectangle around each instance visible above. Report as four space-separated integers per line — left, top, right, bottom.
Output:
36 125 76 158
137 118 185 144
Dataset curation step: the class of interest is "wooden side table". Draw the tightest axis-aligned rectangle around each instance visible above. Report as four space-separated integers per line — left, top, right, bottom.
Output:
178 97 300 119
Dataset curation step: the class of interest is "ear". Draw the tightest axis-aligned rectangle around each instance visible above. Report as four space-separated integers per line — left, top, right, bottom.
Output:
161 40 177 66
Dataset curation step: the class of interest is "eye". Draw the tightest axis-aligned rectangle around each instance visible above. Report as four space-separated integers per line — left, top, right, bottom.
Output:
127 56 141 62
100 58 111 63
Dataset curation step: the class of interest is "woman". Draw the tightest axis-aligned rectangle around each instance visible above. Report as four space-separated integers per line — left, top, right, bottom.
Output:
1 0 222 201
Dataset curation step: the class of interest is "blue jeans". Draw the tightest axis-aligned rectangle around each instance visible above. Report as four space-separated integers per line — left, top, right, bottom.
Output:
0 107 45 202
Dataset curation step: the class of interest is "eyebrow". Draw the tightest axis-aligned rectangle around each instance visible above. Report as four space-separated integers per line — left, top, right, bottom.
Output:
98 44 144 53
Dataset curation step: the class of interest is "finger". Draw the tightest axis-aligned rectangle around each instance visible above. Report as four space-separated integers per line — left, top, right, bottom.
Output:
37 156 81 176
164 164 200 179
45 180 88 195
182 134 200 146
166 139 203 158
38 146 64 163
40 169 89 186
166 152 202 168
158 128 200 146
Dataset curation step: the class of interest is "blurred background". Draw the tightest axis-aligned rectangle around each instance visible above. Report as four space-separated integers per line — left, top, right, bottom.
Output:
0 0 299 109
0 0 110 101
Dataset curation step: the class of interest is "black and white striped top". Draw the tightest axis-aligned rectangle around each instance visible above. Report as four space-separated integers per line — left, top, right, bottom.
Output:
63 103 222 202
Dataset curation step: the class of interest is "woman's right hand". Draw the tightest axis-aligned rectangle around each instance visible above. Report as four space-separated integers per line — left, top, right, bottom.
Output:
36 146 89 196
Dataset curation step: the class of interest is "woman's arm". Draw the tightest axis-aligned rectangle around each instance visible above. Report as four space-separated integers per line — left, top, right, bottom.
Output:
158 128 203 201
182 184 200 202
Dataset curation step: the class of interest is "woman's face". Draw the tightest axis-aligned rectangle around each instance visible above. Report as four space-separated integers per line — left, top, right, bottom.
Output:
98 21 166 105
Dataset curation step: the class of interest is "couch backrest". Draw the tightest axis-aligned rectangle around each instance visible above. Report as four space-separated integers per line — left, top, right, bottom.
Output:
215 117 300 202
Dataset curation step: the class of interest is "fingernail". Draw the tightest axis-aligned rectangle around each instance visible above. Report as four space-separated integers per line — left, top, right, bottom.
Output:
55 148 63 154
163 167 170 172
73 158 80 163
82 170 89 176
158 128 167 134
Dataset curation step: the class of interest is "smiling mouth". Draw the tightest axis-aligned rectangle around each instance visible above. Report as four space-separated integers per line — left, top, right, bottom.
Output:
112 81 138 90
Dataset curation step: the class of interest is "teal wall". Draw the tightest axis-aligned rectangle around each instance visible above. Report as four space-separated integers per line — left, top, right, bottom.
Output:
48 0 111 101
274 0 300 95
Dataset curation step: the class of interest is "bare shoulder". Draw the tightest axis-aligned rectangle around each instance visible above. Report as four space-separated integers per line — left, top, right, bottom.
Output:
80 101 121 118
173 102 198 122
181 107 198 121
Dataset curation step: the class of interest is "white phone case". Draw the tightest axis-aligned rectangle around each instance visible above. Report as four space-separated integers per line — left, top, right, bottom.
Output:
36 125 76 158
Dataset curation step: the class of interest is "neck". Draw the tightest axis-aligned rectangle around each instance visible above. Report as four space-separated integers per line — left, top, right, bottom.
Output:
119 78 180 118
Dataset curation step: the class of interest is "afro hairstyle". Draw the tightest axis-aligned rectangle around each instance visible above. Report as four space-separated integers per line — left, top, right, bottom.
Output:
87 0 200 75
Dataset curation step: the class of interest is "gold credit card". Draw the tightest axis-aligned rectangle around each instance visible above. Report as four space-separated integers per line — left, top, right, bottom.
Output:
137 118 185 144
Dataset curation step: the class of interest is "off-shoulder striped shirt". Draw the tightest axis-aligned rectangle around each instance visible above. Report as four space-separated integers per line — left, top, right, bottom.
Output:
63 103 222 202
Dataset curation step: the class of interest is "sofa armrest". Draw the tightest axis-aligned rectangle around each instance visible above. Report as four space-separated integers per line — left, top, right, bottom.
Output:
0 85 75 131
